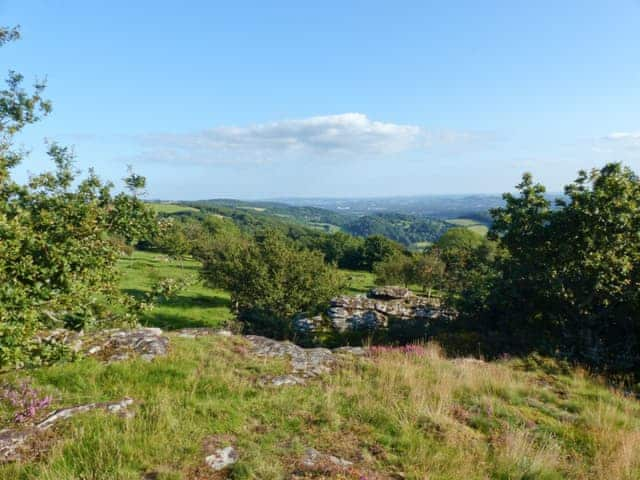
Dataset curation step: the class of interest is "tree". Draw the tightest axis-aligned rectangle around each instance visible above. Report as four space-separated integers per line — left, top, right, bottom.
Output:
483 164 640 372
0 26 156 367
360 235 402 270
412 251 446 298
435 227 496 295
373 253 415 287
198 229 342 338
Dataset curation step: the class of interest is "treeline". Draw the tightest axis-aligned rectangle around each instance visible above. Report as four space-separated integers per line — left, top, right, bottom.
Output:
343 212 451 245
178 200 453 246
146 212 406 272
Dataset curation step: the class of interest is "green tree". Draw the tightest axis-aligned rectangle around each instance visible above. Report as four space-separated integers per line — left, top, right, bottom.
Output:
360 235 403 270
485 164 640 372
0 27 156 367
373 253 415 287
199 229 342 338
412 251 446 298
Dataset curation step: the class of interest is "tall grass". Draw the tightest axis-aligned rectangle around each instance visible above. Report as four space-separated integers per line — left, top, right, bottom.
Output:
3 336 640 479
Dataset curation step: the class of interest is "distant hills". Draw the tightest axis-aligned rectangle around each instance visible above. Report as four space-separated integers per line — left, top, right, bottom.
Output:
150 195 508 247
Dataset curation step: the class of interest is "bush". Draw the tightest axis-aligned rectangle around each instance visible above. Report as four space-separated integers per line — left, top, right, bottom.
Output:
198 229 343 338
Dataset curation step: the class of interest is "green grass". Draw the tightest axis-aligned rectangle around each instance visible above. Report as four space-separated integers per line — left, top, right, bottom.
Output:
118 251 233 330
340 269 376 295
5 250 631 478
148 203 199 214
447 218 489 236
3 340 640 479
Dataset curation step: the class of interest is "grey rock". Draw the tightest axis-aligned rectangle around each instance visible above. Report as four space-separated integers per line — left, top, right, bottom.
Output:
333 346 367 356
369 286 412 300
294 287 450 338
205 446 238 471
301 447 353 468
245 335 336 386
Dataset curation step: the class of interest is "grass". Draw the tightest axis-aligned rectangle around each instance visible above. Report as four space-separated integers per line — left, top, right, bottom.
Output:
118 251 233 330
4 251 637 478
2 340 640 479
148 203 200 214
340 269 376 295
446 218 489 236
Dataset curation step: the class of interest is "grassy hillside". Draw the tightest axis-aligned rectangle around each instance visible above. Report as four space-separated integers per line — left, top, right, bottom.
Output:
2 336 639 479
149 202 200 214
2 253 639 479
446 218 490 236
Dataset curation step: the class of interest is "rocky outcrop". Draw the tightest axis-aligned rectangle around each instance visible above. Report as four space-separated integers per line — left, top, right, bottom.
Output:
246 335 337 385
294 287 449 338
0 398 134 462
39 328 169 363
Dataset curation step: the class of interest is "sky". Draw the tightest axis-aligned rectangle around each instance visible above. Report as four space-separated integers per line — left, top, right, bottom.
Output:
2 0 640 199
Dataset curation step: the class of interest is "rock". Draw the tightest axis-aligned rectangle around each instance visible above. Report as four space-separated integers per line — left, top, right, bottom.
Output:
97 328 169 363
205 446 238 471
292 315 323 333
176 327 233 338
245 335 336 385
269 375 306 386
369 286 412 300
294 287 450 339
34 328 169 364
0 398 134 463
333 346 367 356
301 447 353 468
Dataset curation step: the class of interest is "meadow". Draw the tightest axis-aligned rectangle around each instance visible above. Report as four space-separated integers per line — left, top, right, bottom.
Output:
118 251 378 331
2 251 640 479
2 336 639 479
446 218 490 236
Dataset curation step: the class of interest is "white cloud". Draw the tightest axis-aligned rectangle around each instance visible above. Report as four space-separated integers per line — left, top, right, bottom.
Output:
134 113 479 165
604 131 640 141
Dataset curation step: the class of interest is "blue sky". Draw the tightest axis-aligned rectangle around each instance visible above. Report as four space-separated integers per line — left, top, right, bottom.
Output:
2 0 640 199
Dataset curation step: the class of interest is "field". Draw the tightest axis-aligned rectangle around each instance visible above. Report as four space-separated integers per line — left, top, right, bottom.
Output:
447 218 490 236
149 203 200 214
118 252 376 331
3 337 640 479
2 253 640 479
118 251 233 330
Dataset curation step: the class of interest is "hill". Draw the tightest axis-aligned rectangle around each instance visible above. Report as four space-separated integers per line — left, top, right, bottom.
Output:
158 200 457 246
343 212 451 245
2 327 639 479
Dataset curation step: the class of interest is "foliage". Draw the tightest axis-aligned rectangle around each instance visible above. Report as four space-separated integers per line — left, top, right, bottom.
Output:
344 212 451 245
0 27 156 367
481 164 640 373
0 380 52 423
411 250 446 297
198 229 343 337
373 252 415 287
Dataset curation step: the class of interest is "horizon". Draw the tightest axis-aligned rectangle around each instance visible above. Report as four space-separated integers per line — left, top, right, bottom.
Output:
4 1 640 198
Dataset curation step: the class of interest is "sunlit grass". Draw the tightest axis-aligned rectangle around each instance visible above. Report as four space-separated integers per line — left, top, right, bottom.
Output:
2 338 640 479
